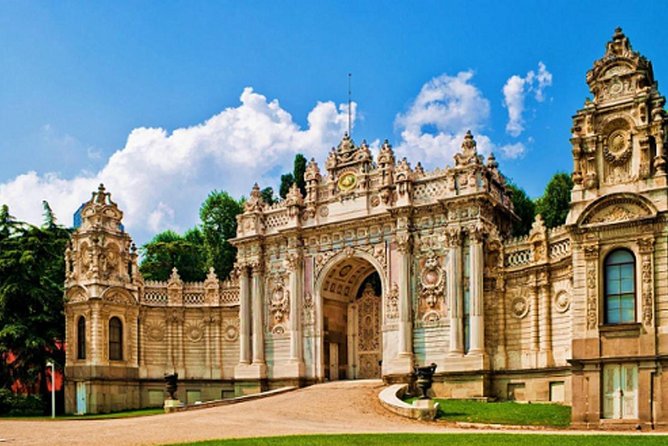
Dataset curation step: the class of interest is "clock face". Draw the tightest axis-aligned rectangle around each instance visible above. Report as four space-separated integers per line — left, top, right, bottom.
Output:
338 172 357 192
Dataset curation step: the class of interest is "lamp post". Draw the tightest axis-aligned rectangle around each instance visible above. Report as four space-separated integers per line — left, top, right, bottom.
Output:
46 361 55 419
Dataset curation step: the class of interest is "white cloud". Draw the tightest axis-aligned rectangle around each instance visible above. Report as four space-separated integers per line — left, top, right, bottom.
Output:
502 62 552 137
0 87 353 243
393 71 526 166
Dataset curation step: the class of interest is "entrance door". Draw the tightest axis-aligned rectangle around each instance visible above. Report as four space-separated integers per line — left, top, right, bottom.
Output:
603 364 638 419
76 382 87 415
329 343 340 381
354 284 381 379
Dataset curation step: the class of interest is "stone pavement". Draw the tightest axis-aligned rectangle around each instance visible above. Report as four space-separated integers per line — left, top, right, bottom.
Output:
0 380 663 446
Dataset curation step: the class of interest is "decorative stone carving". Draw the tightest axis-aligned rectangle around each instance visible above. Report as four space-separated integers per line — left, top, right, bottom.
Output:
586 259 598 330
185 322 204 342
223 320 239 342
302 292 315 327
454 131 482 166
554 291 571 313
420 252 445 309
385 282 399 320
244 183 265 213
510 295 530 319
268 273 290 326
145 321 165 342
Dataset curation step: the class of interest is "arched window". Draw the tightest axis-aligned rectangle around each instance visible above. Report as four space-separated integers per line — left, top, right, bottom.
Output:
604 249 635 324
77 316 86 360
109 317 123 361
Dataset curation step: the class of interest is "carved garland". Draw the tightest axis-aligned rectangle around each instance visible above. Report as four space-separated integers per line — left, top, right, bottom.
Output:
585 244 599 330
639 237 654 327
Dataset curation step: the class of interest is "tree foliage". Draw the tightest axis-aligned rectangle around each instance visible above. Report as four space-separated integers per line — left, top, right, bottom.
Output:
139 229 207 282
261 187 276 205
279 153 307 199
506 182 536 237
0 203 70 397
199 190 244 280
536 172 573 228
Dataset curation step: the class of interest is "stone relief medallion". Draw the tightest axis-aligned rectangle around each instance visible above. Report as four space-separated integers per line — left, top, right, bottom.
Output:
370 195 381 207
145 321 165 342
272 324 286 336
604 130 631 165
337 172 357 192
319 206 329 217
223 324 238 342
421 310 441 327
185 322 204 342
554 291 571 313
510 296 530 319
608 77 624 96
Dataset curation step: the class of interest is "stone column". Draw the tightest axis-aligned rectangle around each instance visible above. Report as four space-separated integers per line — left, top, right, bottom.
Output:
288 253 304 364
539 276 553 367
468 233 484 355
447 231 463 355
397 239 413 357
251 264 265 365
238 266 251 365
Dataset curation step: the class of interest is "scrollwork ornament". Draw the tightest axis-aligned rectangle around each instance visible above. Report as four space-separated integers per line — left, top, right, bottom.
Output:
603 130 632 166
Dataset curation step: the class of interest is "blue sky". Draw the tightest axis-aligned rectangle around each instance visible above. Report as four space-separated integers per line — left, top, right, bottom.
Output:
1 1 667 244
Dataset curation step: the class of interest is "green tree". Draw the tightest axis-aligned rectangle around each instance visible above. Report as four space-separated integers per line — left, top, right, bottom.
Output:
536 172 573 228
278 153 307 199
199 191 244 280
293 153 307 197
506 182 536 237
261 187 276 205
0 203 70 400
139 229 207 282
279 173 294 199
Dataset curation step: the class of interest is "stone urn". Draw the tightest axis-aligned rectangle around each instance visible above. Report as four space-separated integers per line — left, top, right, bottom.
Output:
164 372 179 400
414 363 437 400
163 372 184 412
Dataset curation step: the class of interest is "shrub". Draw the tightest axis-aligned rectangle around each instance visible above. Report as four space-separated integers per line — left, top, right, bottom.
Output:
0 389 44 416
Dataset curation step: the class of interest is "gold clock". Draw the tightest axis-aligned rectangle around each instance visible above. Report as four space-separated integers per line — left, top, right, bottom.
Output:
338 172 357 192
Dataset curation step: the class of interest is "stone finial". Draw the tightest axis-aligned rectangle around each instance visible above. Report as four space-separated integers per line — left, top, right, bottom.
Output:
337 132 355 153
414 162 425 176
606 27 632 57
169 267 182 283
205 266 218 282
244 183 265 212
454 130 482 166
486 153 498 170
95 183 108 205
530 214 546 236
285 182 304 207
304 158 321 182
377 139 395 166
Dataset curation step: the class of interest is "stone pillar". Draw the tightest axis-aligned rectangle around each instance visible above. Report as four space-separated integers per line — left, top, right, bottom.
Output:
539 277 554 367
448 231 463 356
468 233 484 355
396 237 413 357
251 264 265 365
238 266 251 365
288 253 304 365
530 279 540 355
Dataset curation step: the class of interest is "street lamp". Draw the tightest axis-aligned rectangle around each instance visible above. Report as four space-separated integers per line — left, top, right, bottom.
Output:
46 361 55 419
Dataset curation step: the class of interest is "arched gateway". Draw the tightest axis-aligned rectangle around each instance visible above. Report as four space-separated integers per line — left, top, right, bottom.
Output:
316 253 386 380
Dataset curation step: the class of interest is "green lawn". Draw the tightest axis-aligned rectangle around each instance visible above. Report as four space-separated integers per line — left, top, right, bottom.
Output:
167 434 668 446
433 399 572 427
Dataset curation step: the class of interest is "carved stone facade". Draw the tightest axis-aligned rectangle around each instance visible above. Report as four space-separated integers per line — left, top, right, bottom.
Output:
65 29 668 429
